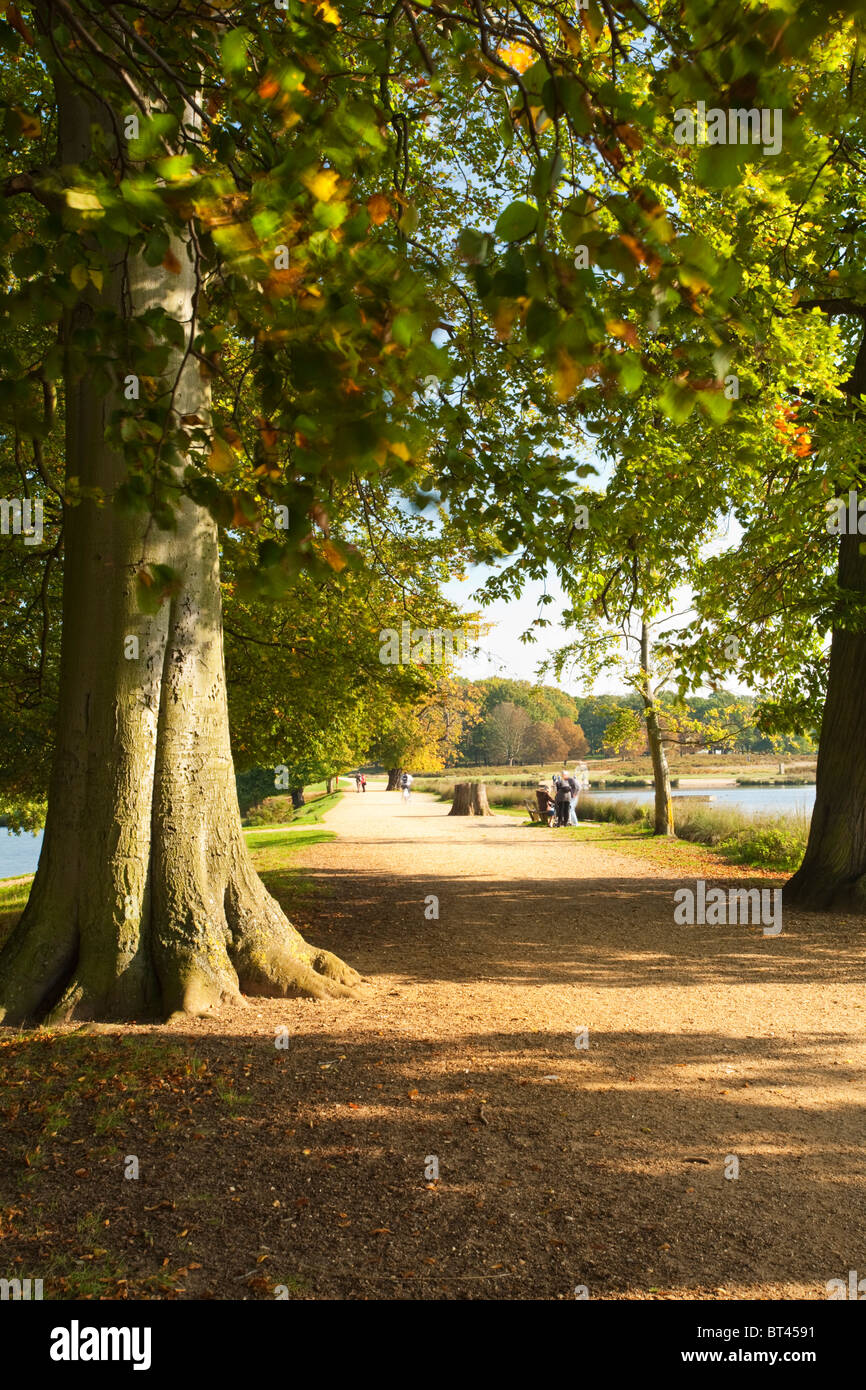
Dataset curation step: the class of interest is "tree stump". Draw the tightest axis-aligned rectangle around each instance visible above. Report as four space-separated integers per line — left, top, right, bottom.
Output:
449 782 493 816
470 783 493 815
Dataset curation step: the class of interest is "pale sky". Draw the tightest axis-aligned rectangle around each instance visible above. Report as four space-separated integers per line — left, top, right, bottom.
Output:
443 514 752 699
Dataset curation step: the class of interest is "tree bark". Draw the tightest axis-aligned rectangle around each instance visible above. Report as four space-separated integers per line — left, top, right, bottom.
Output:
640 620 674 836
386 767 402 791
786 528 866 908
0 81 357 1023
326 775 337 795
786 327 866 907
449 782 492 815
470 782 493 815
290 787 306 809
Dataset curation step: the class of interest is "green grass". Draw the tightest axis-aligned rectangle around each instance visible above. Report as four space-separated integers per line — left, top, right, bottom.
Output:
247 827 336 899
243 789 342 827
0 876 31 950
244 825 335 858
575 794 808 873
0 876 31 908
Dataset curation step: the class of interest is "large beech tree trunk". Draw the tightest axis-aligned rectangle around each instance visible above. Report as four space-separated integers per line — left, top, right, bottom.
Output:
386 767 402 790
786 527 866 909
786 329 866 910
0 84 357 1024
640 621 674 837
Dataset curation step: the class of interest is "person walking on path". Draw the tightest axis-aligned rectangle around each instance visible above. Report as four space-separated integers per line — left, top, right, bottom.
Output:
354 774 362 792
401 771 413 802
360 774 367 792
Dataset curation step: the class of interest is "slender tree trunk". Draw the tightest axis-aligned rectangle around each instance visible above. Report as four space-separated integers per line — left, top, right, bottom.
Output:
0 82 357 1023
326 775 337 794
786 528 866 908
640 621 674 836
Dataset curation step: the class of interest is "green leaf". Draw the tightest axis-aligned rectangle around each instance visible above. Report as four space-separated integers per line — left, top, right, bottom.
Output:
618 353 644 392
695 143 750 189
658 381 697 424
494 200 538 242
526 300 559 344
221 28 251 75
457 228 493 264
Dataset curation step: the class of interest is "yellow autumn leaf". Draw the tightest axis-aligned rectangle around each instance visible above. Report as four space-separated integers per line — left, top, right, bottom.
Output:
581 0 606 47
88 268 103 292
207 437 235 474
321 540 346 571
366 193 391 226
494 301 517 341
70 264 89 291
315 0 341 25
387 441 410 462
553 350 581 401
302 167 340 203
14 108 41 138
606 318 639 348
557 16 583 55
499 41 536 73
65 188 103 213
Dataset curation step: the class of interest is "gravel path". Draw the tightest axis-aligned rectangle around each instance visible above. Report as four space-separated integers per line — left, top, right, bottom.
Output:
180 785 866 1298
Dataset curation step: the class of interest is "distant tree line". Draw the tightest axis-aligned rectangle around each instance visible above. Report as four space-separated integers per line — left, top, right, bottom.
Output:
450 680 816 766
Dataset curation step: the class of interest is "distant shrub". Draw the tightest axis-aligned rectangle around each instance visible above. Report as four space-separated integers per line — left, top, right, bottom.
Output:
578 795 649 825
579 795 807 872
236 767 279 816
245 795 294 826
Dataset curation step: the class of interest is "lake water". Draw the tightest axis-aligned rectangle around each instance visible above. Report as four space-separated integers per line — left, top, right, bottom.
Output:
587 784 815 817
0 829 44 879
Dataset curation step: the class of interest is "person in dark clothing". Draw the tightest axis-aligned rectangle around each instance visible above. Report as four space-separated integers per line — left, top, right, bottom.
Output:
535 782 555 826
555 771 576 827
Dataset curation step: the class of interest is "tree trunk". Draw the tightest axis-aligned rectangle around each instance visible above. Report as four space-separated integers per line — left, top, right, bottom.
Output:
786 327 866 909
290 787 306 809
326 775 337 794
0 83 357 1024
386 767 402 791
470 783 493 815
449 782 492 816
786 528 866 908
640 621 674 836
